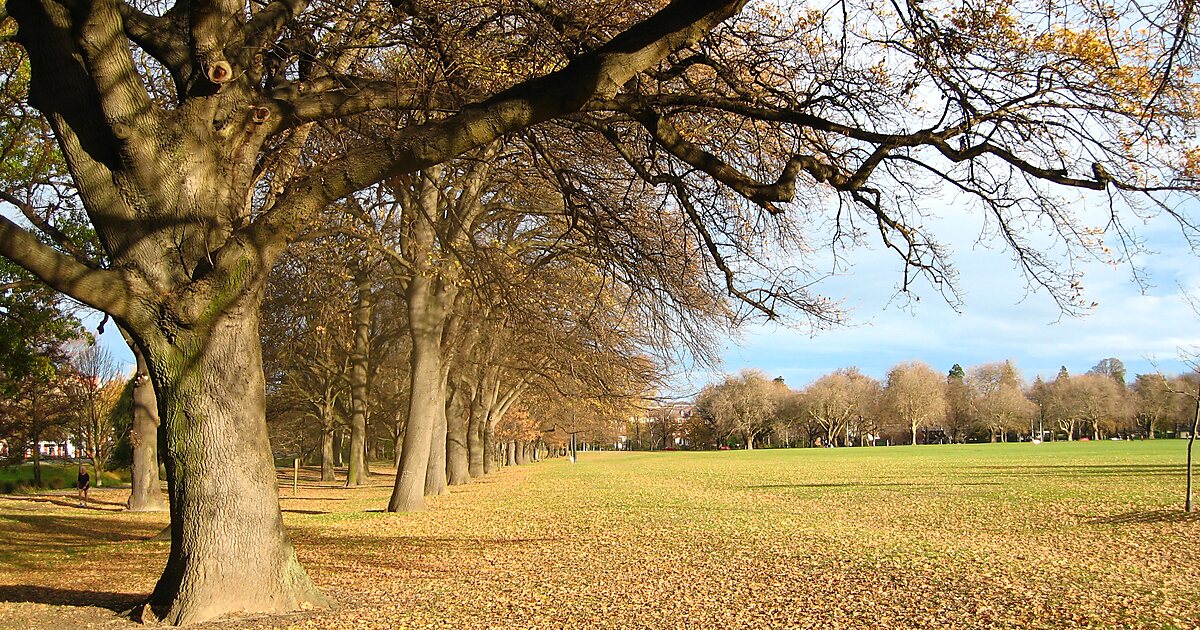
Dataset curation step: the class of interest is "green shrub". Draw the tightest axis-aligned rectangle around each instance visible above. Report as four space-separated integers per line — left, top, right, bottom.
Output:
0 480 14 494
46 476 64 490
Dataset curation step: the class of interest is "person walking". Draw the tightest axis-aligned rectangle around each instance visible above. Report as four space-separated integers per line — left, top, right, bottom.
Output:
76 465 90 507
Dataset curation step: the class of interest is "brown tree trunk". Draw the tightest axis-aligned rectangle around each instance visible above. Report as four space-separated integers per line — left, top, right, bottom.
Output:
424 390 448 496
446 379 472 485
142 310 327 624
388 280 443 512
467 389 487 477
1186 387 1198 512
126 345 166 512
320 422 336 482
346 283 372 486
506 441 517 466
483 422 497 474
30 424 42 487
467 404 484 477
393 419 404 469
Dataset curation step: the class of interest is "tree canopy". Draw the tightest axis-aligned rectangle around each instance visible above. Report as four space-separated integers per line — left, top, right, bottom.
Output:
1 0 1198 624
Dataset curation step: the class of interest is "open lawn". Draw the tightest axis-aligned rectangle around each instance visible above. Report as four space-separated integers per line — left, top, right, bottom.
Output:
0 441 1197 628
0 462 129 493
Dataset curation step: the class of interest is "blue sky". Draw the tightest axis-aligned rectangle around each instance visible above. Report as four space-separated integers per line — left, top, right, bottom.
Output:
90 193 1200 393
687 196 1200 393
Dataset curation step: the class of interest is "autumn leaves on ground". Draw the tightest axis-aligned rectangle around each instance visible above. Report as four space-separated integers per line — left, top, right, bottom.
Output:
1 441 1197 629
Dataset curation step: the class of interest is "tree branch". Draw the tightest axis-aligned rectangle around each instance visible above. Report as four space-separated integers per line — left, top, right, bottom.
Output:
0 190 100 268
243 0 750 251
117 0 189 77
0 216 135 319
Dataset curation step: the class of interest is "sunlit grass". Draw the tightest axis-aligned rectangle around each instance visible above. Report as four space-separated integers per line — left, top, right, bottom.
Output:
0 440 1197 628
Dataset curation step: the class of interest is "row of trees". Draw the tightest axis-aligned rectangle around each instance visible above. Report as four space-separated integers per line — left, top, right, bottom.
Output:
256 134 729 504
690 358 1199 449
1 0 1198 623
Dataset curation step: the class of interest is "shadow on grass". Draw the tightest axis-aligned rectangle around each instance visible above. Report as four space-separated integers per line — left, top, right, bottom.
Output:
1088 509 1200 525
747 481 1002 489
968 464 1182 478
283 509 330 515
0 585 144 612
0 494 124 511
1 513 156 543
296 528 561 552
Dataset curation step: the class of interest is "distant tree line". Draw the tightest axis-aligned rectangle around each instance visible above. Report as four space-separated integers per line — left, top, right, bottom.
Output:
677 358 1198 449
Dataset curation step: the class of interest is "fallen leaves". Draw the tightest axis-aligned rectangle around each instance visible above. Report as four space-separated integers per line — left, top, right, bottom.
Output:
0 441 1197 628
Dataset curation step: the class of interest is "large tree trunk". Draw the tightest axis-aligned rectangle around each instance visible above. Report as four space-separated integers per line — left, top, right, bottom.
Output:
320 420 336 482
424 391 448 496
484 423 497 474
467 390 486 477
126 346 166 512
446 379 472 485
141 308 327 624
346 283 372 486
389 277 443 512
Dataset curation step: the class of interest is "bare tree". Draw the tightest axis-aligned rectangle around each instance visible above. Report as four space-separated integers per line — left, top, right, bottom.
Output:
802 367 878 447
882 362 947 446
968 361 1036 443
1132 373 1181 439
66 343 123 485
695 370 779 449
944 365 976 443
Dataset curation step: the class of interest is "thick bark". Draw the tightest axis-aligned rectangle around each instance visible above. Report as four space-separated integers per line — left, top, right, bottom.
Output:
126 346 166 512
346 283 372 486
393 420 404 469
484 424 497 474
467 390 486 477
141 308 327 624
320 422 335 482
424 390 448 496
445 379 471 485
388 280 443 512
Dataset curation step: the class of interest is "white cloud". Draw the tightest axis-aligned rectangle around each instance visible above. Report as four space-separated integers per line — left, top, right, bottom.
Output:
705 196 1200 390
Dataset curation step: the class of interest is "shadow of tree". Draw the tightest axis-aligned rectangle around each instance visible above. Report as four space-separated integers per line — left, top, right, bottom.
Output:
0 513 156 543
967 464 1183 478
1088 509 1200 525
747 481 1002 490
0 494 124 511
0 584 144 612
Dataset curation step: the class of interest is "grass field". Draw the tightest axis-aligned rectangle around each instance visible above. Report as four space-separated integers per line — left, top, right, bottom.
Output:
0 462 129 493
0 441 1197 628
